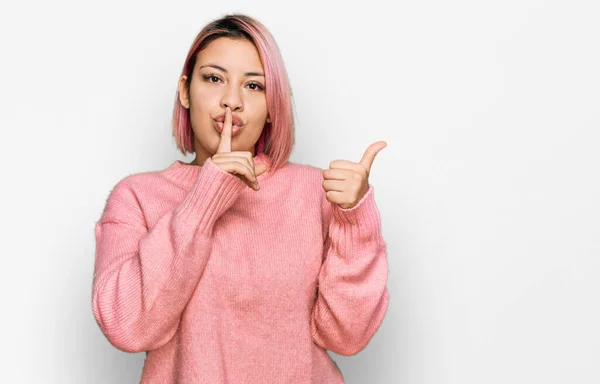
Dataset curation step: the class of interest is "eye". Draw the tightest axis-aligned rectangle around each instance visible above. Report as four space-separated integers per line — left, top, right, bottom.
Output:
202 74 222 83
202 73 264 91
248 82 265 91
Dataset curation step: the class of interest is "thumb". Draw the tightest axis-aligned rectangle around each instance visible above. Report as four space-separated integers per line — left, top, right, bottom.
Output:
359 141 387 173
254 163 268 177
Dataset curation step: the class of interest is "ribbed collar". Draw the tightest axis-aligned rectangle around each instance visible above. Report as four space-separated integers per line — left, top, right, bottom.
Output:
161 152 274 188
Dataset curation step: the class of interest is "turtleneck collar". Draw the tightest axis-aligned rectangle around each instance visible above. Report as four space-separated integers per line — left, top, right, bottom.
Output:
161 152 274 188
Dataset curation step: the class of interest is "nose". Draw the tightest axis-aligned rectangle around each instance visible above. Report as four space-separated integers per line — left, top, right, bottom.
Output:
220 82 243 111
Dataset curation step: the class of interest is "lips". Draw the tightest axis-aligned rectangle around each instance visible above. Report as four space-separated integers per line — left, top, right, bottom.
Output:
214 120 243 137
214 113 244 127
213 113 244 137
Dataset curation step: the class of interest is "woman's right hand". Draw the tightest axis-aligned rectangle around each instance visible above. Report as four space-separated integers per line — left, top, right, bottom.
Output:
211 106 267 191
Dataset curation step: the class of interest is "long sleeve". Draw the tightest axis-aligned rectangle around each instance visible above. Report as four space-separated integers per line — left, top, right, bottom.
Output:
92 158 246 353
311 184 390 356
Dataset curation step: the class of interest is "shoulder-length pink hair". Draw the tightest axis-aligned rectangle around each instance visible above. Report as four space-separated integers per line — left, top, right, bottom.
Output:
172 13 295 172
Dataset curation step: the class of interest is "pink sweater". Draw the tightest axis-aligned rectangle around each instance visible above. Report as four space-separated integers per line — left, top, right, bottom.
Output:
92 152 389 383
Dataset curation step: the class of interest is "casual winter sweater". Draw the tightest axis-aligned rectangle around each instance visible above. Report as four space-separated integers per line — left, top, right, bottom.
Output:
92 152 389 383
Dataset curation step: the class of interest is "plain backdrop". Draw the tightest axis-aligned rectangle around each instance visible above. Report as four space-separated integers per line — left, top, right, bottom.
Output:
1 0 599 383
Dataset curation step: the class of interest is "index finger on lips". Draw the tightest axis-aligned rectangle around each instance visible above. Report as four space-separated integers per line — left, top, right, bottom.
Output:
216 107 232 153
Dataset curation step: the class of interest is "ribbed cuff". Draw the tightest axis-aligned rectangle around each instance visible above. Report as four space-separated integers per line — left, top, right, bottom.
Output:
331 185 381 229
174 157 247 231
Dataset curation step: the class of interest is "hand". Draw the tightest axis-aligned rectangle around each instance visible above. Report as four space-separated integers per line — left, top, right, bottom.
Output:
322 141 387 209
211 106 267 191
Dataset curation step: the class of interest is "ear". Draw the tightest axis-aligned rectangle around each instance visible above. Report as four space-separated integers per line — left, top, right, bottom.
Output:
178 75 190 109
266 115 271 123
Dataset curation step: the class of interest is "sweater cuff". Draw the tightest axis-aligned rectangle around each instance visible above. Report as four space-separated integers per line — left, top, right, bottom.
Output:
331 185 381 229
174 157 246 230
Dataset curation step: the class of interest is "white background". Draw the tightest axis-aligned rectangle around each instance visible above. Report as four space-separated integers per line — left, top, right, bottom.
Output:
1 0 599 383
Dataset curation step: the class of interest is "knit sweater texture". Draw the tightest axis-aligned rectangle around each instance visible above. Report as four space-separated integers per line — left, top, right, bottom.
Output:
92 152 389 383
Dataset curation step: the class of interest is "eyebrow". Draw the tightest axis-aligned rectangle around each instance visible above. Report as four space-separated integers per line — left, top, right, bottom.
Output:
199 64 264 77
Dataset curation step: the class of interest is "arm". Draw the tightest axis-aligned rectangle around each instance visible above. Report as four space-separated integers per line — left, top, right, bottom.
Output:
92 158 246 353
311 184 390 356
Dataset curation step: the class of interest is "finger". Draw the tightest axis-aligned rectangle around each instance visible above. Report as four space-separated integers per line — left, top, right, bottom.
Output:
212 157 255 180
212 158 257 186
324 190 345 205
214 153 266 190
221 162 259 190
216 107 232 153
323 168 351 180
359 141 387 173
220 152 264 184
233 151 259 180
212 155 254 178
227 151 254 165
322 179 345 192
328 159 363 172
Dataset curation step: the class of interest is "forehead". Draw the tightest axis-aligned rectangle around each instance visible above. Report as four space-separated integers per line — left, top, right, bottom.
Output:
197 37 263 72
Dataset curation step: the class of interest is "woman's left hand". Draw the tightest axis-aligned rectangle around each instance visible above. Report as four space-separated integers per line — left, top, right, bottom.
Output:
322 141 387 209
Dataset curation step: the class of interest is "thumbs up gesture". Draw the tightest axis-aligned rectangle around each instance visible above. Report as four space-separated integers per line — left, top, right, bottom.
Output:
211 106 267 191
322 141 387 209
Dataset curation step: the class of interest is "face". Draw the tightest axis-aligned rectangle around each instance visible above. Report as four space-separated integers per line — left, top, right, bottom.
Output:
178 37 270 161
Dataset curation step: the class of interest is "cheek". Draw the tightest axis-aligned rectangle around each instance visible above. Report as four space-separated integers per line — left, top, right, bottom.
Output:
193 89 214 111
248 97 269 120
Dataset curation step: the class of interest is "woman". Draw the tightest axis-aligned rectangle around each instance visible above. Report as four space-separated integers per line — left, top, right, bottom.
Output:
92 13 389 383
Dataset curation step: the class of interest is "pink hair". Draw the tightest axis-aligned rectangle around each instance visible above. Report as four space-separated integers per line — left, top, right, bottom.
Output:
172 14 295 172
